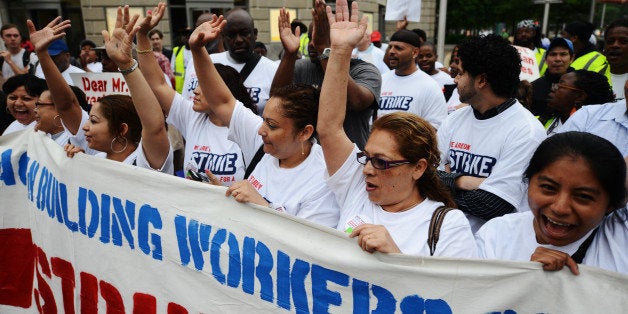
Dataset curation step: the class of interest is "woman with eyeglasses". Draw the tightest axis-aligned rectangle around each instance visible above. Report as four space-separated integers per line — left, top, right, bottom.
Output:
2 73 46 135
188 11 340 228
542 69 614 135
317 0 476 257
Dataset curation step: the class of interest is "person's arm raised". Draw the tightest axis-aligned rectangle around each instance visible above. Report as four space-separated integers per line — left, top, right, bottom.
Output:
27 17 83 135
189 16 236 126
270 7 300 92
317 0 367 175
135 2 175 116
103 6 170 170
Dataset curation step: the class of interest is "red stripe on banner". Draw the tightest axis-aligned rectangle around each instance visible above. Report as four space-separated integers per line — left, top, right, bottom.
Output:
0 228 35 308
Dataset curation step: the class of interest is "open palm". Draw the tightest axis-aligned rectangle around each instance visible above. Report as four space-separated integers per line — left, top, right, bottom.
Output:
189 16 226 50
102 6 139 67
27 17 71 53
326 0 366 49
138 2 166 35
278 8 300 54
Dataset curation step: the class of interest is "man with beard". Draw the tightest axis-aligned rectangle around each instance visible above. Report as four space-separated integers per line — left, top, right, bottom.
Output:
513 20 547 75
530 37 575 117
604 18 627 100
183 9 276 114
437 35 546 232
378 30 446 129
562 21 610 81
271 1 380 150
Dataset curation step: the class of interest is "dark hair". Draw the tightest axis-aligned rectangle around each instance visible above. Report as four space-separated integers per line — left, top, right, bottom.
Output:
572 70 615 105
605 18 628 36
372 112 455 208
97 95 142 146
2 74 47 96
411 28 427 42
270 84 319 140
517 80 533 110
1 24 19 37
214 64 257 115
458 34 521 98
69 85 90 112
524 131 627 210
419 41 436 52
148 29 164 39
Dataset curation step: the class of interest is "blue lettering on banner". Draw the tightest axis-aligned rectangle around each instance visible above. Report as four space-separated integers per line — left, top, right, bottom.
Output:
0 149 16 186
449 149 497 177
378 96 414 111
173 215 455 312
247 87 261 104
191 152 238 175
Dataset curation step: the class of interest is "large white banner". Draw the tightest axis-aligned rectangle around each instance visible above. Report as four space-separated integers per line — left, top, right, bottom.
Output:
1 130 628 313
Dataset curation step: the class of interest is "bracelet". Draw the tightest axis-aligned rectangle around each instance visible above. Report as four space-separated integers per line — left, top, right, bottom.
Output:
136 47 153 54
118 59 138 75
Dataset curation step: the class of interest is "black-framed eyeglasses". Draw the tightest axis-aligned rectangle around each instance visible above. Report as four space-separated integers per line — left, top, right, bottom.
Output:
35 101 55 108
356 151 411 170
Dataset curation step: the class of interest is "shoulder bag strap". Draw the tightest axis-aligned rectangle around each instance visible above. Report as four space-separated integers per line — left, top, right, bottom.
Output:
570 227 599 264
427 205 455 256
239 53 261 82
244 145 265 179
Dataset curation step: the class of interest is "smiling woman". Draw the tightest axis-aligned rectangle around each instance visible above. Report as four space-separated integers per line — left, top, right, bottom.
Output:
476 131 627 275
2 74 47 135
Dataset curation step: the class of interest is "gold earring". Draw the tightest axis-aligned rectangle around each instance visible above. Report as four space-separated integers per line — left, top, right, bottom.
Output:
301 142 304 155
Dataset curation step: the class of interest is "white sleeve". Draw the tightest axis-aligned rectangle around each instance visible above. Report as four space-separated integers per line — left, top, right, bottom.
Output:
325 145 366 208
227 101 264 165
165 93 195 138
555 106 590 133
135 140 175 175
434 210 478 258
420 83 448 130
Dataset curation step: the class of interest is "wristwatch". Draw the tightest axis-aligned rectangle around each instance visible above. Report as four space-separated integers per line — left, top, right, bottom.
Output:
318 48 331 60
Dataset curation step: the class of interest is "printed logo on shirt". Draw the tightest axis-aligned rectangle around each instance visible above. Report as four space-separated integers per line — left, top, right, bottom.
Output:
448 150 496 177
247 87 261 104
191 152 238 175
378 96 414 111
187 77 198 94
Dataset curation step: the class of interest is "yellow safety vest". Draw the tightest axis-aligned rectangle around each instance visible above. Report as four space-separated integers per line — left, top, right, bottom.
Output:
571 51 611 83
173 46 185 93
536 48 548 76
299 34 310 59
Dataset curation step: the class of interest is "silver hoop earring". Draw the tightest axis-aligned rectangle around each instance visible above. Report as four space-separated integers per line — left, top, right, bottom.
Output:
111 136 128 153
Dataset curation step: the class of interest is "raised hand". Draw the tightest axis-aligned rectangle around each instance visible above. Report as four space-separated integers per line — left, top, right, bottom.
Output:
326 0 367 49
396 16 408 30
137 2 166 35
27 17 71 53
278 8 300 54
102 6 140 69
189 15 226 50
311 0 330 50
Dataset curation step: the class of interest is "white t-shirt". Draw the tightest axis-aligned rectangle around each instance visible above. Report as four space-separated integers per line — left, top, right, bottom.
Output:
182 51 278 114
610 72 627 100
50 130 70 147
2 120 35 135
378 68 447 129
1 48 35 78
228 101 340 228
445 87 461 114
352 44 389 74
476 211 595 261
35 64 85 86
94 139 174 174
437 102 546 229
430 70 454 88
326 145 477 258
167 93 245 186
584 207 628 274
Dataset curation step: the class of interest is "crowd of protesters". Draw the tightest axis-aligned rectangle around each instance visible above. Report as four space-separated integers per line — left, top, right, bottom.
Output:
1 0 627 276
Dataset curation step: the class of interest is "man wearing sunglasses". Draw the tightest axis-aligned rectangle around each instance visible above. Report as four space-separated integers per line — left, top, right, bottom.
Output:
530 37 575 117
0 24 37 81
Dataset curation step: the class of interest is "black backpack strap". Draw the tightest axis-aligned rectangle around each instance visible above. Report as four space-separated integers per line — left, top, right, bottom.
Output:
427 205 455 256
570 227 599 264
239 53 261 82
244 145 265 179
